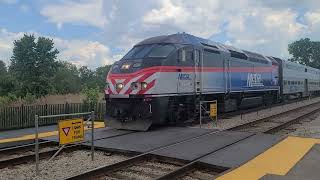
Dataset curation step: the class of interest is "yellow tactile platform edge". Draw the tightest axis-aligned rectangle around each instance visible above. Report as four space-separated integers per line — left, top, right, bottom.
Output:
217 136 320 180
0 121 105 144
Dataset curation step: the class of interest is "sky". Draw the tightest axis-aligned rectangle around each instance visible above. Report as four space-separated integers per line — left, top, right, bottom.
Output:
0 0 320 69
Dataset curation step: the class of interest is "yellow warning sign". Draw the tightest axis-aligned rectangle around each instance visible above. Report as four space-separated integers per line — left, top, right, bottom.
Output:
58 118 84 145
210 103 217 118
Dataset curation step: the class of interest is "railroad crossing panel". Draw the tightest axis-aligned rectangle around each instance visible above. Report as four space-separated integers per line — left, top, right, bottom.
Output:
87 127 216 153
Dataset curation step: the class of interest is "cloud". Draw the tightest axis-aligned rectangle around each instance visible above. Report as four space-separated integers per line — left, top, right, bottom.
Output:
40 0 108 29
142 0 222 37
0 28 24 63
0 28 114 68
3 0 320 66
224 6 307 57
139 0 314 58
53 38 114 67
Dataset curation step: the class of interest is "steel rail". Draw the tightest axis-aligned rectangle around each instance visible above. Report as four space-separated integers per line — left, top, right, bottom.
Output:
0 131 135 169
264 107 320 134
227 101 320 131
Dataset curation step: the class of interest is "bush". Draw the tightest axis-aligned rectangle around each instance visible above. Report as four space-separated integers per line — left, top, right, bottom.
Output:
22 93 36 104
0 93 17 107
81 87 100 110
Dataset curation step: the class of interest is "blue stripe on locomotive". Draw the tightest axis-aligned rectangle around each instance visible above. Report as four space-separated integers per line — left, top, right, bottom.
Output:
230 71 278 91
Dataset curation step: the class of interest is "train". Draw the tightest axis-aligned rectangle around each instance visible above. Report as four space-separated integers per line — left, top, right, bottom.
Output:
104 33 320 131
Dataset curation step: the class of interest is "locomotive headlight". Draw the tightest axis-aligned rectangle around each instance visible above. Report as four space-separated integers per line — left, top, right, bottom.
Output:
141 82 148 90
121 63 131 70
116 83 124 90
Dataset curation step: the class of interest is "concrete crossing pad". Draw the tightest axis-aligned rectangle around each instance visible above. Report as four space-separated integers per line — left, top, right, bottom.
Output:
152 131 253 161
88 127 216 153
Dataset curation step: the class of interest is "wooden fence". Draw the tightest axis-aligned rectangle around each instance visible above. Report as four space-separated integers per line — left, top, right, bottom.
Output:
0 103 106 131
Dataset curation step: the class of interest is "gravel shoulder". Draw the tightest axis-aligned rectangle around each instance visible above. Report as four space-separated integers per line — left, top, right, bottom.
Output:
0 150 129 180
284 111 320 138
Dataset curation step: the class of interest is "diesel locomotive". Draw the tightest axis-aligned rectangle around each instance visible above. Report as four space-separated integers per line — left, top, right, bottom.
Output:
104 33 320 131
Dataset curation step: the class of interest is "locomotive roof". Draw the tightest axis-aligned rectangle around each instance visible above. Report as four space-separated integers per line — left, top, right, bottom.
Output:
137 33 272 63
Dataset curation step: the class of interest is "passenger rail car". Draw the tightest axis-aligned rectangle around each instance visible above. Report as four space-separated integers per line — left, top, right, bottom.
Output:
104 33 320 131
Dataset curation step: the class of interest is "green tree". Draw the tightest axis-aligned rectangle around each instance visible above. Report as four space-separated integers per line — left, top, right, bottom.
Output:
79 66 97 88
0 60 16 96
0 60 6 75
9 34 59 97
288 38 320 69
81 87 100 110
95 65 111 90
52 61 81 94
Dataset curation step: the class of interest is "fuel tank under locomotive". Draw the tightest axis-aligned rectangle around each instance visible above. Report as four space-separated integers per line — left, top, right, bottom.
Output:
105 96 169 131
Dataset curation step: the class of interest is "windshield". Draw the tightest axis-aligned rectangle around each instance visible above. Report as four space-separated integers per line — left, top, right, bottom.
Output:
148 44 175 58
122 44 175 60
122 45 154 59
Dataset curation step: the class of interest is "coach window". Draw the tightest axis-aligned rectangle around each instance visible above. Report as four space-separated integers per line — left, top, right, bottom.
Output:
284 80 287 85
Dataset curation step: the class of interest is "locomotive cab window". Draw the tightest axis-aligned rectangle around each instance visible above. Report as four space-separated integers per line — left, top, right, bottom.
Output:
148 44 175 58
179 48 193 64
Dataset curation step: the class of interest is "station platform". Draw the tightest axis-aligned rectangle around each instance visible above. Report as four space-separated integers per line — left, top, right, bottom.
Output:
0 122 105 145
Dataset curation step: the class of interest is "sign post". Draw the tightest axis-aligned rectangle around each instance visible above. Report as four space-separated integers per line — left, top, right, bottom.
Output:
91 111 94 161
34 112 92 176
35 115 39 176
210 101 218 126
199 100 218 128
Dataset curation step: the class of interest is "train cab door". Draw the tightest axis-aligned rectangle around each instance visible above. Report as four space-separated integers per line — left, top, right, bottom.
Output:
177 46 196 93
304 79 309 96
194 49 202 94
224 56 231 93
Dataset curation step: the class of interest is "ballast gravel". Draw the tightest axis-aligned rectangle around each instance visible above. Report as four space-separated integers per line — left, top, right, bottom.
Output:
0 150 128 180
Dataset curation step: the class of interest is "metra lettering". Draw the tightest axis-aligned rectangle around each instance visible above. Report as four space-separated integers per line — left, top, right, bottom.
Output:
247 73 264 87
178 73 191 80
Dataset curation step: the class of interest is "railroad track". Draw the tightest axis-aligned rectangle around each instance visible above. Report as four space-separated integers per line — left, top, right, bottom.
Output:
67 130 253 180
228 101 320 134
0 131 135 169
66 99 320 180
219 96 318 120
2 98 320 179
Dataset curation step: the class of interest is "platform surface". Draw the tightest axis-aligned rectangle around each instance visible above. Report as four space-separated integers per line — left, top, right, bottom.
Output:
43 127 131 142
261 144 320 180
0 122 105 144
217 136 320 180
199 133 284 168
0 125 56 139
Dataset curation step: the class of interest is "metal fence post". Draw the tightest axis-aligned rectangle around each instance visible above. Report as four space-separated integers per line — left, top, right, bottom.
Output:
91 111 94 161
35 114 39 176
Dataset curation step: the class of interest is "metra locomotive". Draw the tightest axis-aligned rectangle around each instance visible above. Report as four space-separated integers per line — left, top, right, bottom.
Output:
105 33 320 131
